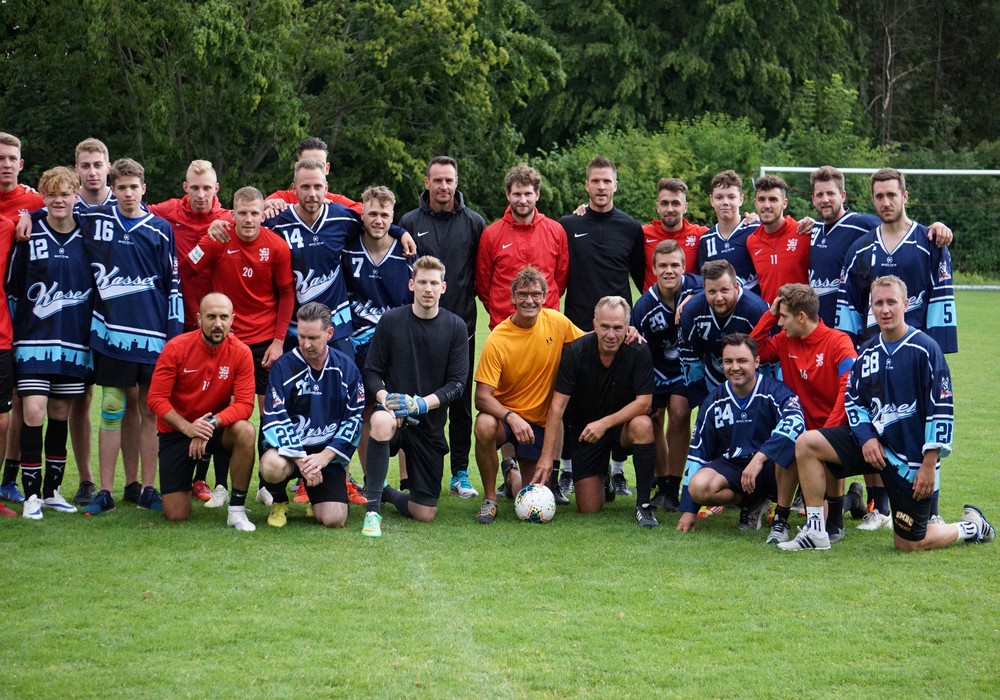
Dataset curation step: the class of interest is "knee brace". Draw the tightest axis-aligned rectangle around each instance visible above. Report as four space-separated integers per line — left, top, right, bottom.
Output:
100 386 127 431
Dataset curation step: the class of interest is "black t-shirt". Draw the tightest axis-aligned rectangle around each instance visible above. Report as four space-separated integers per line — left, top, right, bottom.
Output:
553 334 654 434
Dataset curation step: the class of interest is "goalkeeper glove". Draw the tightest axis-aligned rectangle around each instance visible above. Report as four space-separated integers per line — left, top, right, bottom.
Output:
384 393 428 417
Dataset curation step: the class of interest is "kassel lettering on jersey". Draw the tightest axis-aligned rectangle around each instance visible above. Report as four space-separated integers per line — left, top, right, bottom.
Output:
869 397 918 433
91 263 158 299
291 414 339 445
27 281 92 320
294 268 339 303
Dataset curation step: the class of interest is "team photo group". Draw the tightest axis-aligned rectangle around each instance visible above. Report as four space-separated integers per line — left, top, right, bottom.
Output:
0 130 993 552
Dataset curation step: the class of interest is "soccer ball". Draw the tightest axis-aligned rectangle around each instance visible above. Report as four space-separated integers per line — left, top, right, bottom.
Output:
514 485 556 523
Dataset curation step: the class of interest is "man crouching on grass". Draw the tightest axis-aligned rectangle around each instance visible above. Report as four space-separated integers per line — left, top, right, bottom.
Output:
147 293 257 530
780 276 994 551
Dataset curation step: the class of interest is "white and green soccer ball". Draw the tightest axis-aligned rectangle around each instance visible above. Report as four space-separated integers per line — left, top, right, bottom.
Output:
514 485 556 523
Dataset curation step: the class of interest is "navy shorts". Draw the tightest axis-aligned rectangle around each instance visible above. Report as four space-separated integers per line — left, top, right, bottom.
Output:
699 456 778 501
501 420 545 462
818 426 932 541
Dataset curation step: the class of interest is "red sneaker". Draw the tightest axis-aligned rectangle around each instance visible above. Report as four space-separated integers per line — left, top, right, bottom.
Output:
346 478 367 506
191 479 212 501
292 480 309 503
0 502 16 517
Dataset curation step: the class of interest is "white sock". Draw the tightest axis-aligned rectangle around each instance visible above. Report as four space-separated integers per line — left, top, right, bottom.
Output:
955 520 978 541
806 506 826 533
561 459 572 475
610 460 626 476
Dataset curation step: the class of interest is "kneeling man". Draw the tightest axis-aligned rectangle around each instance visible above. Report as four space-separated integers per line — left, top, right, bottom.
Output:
147 293 257 530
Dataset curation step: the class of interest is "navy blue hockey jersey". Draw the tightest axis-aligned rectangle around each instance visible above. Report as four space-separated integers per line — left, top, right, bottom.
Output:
808 210 880 326
632 274 701 395
696 221 760 294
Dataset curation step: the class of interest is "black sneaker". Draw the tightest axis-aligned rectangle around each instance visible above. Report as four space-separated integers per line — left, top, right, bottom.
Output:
551 481 570 506
558 470 573 495
635 504 659 528
738 495 769 531
611 472 632 497
846 481 867 520
73 480 96 506
603 472 615 503
650 488 680 512
137 486 163 511
123 481 141 504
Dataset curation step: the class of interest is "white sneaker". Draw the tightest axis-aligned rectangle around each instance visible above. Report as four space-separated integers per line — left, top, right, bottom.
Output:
22 494 43 520
42 489 78 513
205 484 229 508
227 507 256 532
928 514 945 525
857 510 891 531
255 486 273 507
776 525 831 551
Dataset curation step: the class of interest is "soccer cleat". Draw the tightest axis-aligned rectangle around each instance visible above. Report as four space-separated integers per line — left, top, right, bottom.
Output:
776 525 832 551
137 486 163 511
603 472 616 504
449 470 479 499
928 514 945 525
857 508 891 531
288 478 301 494
558 470 574 495
346 478 367 505
227 507 256 532
123 481 141 504
765 519 790 544
828 526 845 543
22 494 43 520
204 485 229 508
611 472 632 497
255 486 274 507
362 510 382 537
635 504 659 528
550 480 570 506
292 480 309 504
738 496 770 531
474 499 498 524
496 485 508 499
267 502 288 528
961 504 996 544
0 502 16 517
0 481 25 503
764 501 777 524
846 482 867 519
651 488 681 512
42 489 78 513
73 481 96 506
83 489 115 516
191 479 212 501
697 505 724 519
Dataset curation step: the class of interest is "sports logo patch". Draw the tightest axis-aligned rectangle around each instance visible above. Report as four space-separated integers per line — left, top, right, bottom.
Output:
939 377 953 399
260 248 270 262
218 365 230 380
786 238 799 251
189 245 204 264
938 261 952 282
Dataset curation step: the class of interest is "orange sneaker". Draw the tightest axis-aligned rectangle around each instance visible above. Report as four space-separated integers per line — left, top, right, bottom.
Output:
292 480 309 503
346 478 367 505
191 479 212 501
697 505 724 519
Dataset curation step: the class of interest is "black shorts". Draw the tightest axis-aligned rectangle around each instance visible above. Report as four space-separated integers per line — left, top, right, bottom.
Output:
501 420 545 462
565 425 624 482
159 429 228 495
0 351 15 413
93 353 155 388
390 426 445 507
651 384 688 412
699 456 777 501
818 426 933 541
17 374 87 400
248 340 275 395
291 456 349 505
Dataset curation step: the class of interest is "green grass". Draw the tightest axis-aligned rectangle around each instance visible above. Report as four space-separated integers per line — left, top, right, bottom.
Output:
3 292 999 698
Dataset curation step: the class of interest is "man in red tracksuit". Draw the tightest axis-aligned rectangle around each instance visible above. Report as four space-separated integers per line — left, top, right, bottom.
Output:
476 164 568 329
640 178 708 290
147 293 257 530
746 175 811 304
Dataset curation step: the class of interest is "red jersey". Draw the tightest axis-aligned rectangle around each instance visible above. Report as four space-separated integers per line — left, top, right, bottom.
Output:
147 330 256 434
746 215 810 303
183 227 295 345
641 219 706 290
266 189 363 215
149 195 230 331
0 184 44 223
751 312 856 429
0 219 14 348
476 207 569 329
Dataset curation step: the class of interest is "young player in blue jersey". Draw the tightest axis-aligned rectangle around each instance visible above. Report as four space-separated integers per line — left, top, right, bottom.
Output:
678 334 806 534
79 158 183 516
696 170 760 295
632 240 701 511
258 302 365 529
261 160 414 358
6 168 96 518
782 276 993 551
836 168 957 354
679 260 771 409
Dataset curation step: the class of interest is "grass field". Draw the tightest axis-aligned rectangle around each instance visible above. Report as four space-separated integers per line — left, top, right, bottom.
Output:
3 292 998 698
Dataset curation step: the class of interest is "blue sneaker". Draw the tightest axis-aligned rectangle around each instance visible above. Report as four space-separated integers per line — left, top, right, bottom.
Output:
449 470 478 499
83 489 116 516
137 486 163 511
0 481 25 503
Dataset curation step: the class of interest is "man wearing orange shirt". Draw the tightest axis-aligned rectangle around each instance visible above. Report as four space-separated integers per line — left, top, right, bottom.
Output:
640 178 707 290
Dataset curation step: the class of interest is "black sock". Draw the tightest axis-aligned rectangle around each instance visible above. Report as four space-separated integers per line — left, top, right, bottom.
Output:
3 458 19 485
231 488 247 507
656 476 669 493
632 444 656 505
382 485 412 518
43 419 69 498
665 475 682 496
826 494 845 531
365 438 391 512
928 490 939 516
774 505 791 523
20 425 44 498
193 455 210 483
213 451 230 489
868 486 889 516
